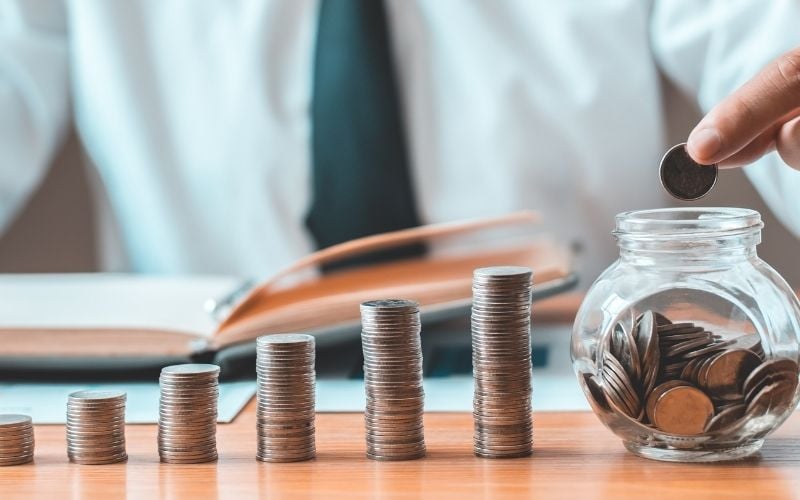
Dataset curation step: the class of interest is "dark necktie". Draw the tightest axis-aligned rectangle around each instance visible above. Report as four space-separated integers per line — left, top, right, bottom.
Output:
306 0 426 270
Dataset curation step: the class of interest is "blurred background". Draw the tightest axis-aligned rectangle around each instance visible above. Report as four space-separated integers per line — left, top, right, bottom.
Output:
4 85 800 286
2 1 800 288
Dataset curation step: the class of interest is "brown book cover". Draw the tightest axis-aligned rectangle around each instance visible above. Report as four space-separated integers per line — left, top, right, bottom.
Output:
0 212 575 371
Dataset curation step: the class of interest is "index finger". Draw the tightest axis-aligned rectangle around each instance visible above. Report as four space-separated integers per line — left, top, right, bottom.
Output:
687 48 800 165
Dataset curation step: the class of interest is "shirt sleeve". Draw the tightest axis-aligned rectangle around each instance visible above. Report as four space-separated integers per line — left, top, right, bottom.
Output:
651 0 800 237
0 0 69 235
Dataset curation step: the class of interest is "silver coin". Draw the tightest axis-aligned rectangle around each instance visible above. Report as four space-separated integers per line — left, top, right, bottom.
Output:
659 142 718 201
0 457 33 467
256 454 315 463
161 363 220 376
255 333 316 458
366 451 425 461
68 451 128 463
160 456 218 464
0 415 33 428
68 390 126 402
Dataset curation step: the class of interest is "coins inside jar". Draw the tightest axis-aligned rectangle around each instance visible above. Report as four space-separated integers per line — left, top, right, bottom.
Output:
585 310 800 437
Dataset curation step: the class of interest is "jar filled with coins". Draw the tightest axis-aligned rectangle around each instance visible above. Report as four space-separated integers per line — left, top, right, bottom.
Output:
572 207 800 462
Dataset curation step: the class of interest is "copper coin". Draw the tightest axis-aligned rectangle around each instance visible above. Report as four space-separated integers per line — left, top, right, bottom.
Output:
652 385 714 435
742 358 799 397
704 403 747 433
702 349 761 400
645 380 690 424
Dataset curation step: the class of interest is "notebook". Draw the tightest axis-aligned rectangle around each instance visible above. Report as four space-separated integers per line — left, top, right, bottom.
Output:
0 212 576 373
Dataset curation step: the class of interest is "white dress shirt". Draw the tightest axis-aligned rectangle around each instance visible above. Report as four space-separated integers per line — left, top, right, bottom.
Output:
1 0 799 281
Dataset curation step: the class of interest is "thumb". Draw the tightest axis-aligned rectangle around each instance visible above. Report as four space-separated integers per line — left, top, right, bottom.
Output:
687 48 800 165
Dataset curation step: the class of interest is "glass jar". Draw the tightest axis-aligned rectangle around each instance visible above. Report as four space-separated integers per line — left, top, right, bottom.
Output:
572 207 800 462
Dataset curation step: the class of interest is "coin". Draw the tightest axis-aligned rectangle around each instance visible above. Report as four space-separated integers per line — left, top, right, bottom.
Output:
635 311 660 397
651 384 714 435
602 351 641 418
611 322 641 383
68 390 126 402
702 349 761 400
66 391 126 465
747 380 796 416
361 299 426 461
581 374 612 415
255 333 316 463
742 358 799 399
158 363 219 464
595 310 800 438
0 414 34 466
471 266 533 459
704 403 747 433
659 142 718 201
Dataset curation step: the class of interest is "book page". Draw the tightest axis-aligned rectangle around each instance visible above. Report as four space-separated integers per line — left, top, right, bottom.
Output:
0 274 239 339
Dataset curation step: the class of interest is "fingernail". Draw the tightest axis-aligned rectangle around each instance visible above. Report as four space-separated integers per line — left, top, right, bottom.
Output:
687 128 722 163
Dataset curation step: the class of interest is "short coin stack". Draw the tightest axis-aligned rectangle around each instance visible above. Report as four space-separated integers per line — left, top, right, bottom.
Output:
471 266 534 459
158 364 220 463
361 299 426 461
0 414 34 466
588 310 800 436
256 334 316 462
66 390 127 465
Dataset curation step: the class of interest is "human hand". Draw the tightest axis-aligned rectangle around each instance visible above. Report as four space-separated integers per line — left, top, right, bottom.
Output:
687 48 800 169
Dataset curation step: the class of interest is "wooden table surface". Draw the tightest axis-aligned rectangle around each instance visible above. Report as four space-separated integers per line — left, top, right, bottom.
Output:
2 398 800 499
3 294 800 498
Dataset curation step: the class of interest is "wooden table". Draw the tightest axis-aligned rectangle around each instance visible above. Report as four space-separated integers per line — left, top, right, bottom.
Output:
2 398 800 499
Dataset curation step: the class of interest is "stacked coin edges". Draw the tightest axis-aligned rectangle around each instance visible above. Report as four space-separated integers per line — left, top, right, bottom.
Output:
361 299 426 461
0 415 34 466
158 364 220 463
471 266 534 459
587 310 799 437
67 391 127 465
256 334 316 462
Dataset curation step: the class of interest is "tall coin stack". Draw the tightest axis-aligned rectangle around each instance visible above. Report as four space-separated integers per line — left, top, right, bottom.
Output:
471 266 534 458
0 414 34 466
158 364 220 464
360 299 426 461
256 334 316 462
66 390 127 465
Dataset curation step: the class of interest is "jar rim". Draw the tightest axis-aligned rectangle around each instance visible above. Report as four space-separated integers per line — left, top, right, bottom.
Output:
614 207 762 238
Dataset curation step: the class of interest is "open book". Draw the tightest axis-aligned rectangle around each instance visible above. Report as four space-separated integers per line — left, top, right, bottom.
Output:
0 212 575 372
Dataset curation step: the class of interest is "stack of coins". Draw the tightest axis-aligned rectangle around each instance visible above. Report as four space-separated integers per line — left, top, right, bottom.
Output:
256 334 316 462
66 390 127 465
361 299 426 461
158 364 220 463
587 310 800 436
0 414 34 466
471 266 534 459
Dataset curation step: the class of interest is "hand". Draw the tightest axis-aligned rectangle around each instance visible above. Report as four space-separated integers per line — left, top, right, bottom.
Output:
687 48 800 169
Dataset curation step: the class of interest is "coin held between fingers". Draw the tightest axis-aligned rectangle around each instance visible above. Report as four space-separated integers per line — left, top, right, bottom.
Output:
659 143 718 201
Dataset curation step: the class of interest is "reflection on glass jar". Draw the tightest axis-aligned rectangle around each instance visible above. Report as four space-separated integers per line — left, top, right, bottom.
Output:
572 207 800 462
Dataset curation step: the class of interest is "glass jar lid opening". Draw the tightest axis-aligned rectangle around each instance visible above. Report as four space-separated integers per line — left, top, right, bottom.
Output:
614 207 762 239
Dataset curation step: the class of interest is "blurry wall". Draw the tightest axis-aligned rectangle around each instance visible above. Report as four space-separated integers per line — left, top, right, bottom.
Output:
0 130 96 272
1 93 799 285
